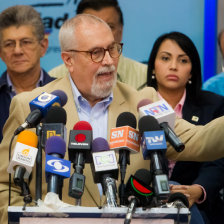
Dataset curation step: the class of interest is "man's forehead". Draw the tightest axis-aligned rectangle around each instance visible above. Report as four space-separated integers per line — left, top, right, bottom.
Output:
1 25 36 40
76 21 114 46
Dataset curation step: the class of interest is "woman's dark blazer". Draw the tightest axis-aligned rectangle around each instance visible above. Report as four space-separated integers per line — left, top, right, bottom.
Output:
170 90 224 223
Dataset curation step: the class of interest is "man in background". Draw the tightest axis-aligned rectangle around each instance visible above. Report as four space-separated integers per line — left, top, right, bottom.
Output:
203 29 224 95
49 0 147 90
0 5 55 142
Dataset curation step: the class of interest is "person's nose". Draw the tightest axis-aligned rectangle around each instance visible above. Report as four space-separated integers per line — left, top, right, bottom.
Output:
170 59 177 70
101 50 113 65
13 41 23 54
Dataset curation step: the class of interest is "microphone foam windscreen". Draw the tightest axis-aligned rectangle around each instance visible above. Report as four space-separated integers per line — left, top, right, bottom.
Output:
45 106 67 124
73 121 92 130
134 169 152 186
137 99 152 111
51 90 68 107
92 137 110 152
17 130 38 147
45 136 66 158
168 192 189 208
116 112 136 128
138 115 161 136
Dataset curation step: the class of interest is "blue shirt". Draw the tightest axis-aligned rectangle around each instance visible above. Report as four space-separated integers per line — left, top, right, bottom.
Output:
202 72 224 96
69 75 113 140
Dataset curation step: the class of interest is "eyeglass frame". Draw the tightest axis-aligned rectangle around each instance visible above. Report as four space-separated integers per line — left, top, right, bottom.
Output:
65 42 123 63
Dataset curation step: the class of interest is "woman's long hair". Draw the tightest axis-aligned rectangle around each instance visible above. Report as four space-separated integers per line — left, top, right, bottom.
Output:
147 31 202 100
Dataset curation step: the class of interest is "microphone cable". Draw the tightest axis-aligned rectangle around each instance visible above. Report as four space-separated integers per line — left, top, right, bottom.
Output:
8 134 16 206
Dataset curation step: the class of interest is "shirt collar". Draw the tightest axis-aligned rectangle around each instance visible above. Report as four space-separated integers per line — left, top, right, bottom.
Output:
157 89 186 118
6 69 44 96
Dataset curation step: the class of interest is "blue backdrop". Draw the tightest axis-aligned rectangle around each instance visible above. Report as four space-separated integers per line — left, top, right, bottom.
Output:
0 0 207 79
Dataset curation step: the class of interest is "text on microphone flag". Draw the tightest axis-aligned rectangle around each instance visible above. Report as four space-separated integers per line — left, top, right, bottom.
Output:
109 126 140 152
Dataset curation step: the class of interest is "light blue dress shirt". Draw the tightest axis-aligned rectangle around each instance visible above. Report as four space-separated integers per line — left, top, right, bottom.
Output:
202 72 224 96
69 75 113 140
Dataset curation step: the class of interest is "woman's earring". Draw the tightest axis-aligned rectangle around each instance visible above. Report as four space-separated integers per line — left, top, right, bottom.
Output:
188 79 192 84
152 74 155 79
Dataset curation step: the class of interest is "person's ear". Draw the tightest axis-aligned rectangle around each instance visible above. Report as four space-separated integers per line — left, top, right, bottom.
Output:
39 38 48 57
61 52 74 73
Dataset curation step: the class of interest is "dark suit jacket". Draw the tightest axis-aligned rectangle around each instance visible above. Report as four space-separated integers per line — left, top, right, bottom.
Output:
0 70 55 142
170 90 224 223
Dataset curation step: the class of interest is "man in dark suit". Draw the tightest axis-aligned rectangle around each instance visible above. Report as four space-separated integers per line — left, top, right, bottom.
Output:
0 5 55 142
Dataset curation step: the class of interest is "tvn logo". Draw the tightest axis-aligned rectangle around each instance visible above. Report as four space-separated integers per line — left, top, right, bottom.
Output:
143 104 169 116
146 135 164 144
143 130 167 150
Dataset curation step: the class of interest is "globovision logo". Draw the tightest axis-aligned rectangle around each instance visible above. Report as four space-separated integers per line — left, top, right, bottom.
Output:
38 92 53 102
47 159 69 172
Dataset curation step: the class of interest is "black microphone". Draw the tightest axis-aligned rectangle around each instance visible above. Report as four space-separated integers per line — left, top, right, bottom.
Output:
14 90 68 135
167 192 189 224
45 136 69 199
110 112 140 205
68 121 92 203
159 122 185 152
91 137 118 207
124 169 154 224
168 192 189 208
139 115 170 203
41 106 67 148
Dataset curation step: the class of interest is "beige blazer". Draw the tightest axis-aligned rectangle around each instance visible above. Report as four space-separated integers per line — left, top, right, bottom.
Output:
1 74 224 223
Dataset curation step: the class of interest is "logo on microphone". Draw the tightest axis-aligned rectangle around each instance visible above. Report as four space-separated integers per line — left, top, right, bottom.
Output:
16 147 33 165
21 148 30 156
45 154 71 178
47 130 61 138
142 103 170 116
92 151 118 172
141 130 167 153
38 92 53 102
110 126 140 152
47 159 69 172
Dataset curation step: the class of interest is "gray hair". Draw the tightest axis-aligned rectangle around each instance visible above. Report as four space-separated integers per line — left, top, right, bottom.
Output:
59 14 110 51
0 5 45 42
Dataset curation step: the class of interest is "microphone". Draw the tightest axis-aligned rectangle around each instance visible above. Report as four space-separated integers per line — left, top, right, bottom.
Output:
138 99 184 152
7 130 38 206
45 136 71 199
8 130 38 181
138 115 170 202
124 169 154 224
166 192 189 224
41 106 67 148
91 137 118 207
68 121 92 201
109 112 140 205
167 192 189 208
14 90 68 135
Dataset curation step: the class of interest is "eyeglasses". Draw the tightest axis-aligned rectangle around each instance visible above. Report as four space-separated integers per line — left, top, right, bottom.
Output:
66 42 123 63
1 39 38 51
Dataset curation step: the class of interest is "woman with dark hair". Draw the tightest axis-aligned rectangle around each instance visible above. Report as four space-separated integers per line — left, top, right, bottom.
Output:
147 31 224 223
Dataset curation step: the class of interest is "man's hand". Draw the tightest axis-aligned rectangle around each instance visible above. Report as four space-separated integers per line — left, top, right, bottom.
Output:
170 184 203 207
